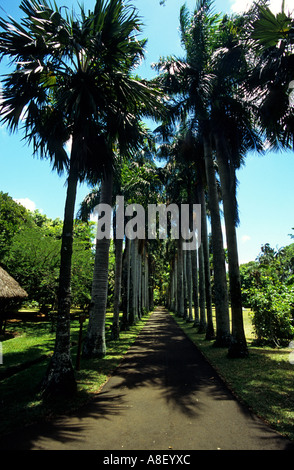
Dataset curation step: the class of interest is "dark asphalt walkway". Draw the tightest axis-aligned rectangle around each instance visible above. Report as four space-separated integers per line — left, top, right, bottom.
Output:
1 307 294 451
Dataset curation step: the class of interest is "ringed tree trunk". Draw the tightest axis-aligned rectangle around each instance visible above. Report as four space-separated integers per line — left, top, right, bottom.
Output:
177 238 185 317
183 248 188 319
197 181 214 340
129 238 139 324
191 248 199 326
144 246 149 312
203 135 230 347
121 236 131 329
83 171 113 358
186 250 193 322
214 134 248 358
41 149 79 399
198 242 207 333
111 236 123 340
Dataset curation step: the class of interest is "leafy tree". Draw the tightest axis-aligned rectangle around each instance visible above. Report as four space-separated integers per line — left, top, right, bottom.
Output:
3 223 61 310
0 192 32 259
70 220 96 311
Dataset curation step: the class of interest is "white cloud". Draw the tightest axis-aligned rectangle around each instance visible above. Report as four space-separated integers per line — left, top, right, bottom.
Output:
230 0 293 14
14 198 37 212
241 235 251 243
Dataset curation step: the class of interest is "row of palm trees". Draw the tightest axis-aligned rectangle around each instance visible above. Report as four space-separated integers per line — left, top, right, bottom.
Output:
155 0 293 358
0 0 166 398
0 0 293 398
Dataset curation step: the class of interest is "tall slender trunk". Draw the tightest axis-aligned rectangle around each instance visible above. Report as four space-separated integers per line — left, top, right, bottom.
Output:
129 238 139 324
183 248 188 319
198 242 207 332
191 248 199 326
148 254 154 312
83 172 113 358
177 238 184 317
141 243 146 312
214 134 248 358
174 255 178 314
41 158 78 398
137 247 142 319
112 236 123 340
121 236 131 329
198 181 214 340
145 248 149 312
203 135 230 346
186 250 193 322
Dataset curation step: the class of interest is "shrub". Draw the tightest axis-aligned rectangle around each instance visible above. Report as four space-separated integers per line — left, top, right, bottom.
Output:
250 284 294 346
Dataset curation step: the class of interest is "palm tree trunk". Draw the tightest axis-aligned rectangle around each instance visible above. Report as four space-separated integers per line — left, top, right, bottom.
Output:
83 171 113 358
121 236 131 329
198 181 214 340
148 255 154 312
214 134 248 357
145 248 149 312
112 236 123 340
138 243 143 318
183 249 188 319
191 248 199 326
203 135 230 346
41 159 78 398
198 242 207 332
174 255 178 314
130 238 139 324
177 238 185 317
186 250 193 322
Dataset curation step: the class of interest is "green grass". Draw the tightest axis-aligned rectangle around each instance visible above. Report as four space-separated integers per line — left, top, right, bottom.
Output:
171 308 294 442
0 309 152 437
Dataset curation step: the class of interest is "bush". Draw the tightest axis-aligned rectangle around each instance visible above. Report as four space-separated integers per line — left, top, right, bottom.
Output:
250 284 294 346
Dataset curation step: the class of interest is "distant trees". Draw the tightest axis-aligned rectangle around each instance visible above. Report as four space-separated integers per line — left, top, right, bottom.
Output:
1 193 95 313
0 192 32 260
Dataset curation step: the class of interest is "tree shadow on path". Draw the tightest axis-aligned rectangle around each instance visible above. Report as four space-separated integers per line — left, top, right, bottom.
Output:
1 307 294 450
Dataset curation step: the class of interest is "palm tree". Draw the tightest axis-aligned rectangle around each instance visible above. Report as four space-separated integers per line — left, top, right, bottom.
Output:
207 12 265 356
155 1 261 354
0 0 163 396
154 0 231 346
247 1 294 150
81 152 163 356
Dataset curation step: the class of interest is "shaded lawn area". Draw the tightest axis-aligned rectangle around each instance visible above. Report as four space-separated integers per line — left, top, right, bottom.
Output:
0 309 152 437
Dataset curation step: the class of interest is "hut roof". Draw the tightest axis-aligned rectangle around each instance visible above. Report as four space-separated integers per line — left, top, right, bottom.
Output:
0 267 28 300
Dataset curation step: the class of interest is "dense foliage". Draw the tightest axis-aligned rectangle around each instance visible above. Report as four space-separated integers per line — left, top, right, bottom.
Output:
240 241 294 346
0 192 95 312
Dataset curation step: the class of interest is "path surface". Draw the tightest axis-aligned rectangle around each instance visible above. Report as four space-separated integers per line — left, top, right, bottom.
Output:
1 307 294 451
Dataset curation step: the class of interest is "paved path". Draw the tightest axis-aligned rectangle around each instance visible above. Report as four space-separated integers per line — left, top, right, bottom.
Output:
1 307 294 451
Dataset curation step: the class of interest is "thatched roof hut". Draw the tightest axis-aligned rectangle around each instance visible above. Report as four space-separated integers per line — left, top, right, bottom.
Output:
0 266 28 302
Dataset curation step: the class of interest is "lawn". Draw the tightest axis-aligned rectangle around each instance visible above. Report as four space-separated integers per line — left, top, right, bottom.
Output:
0 309 152 437
171 308 294 442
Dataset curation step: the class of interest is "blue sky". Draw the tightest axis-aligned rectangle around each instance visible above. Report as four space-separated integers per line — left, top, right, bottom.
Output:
0 0 293 264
